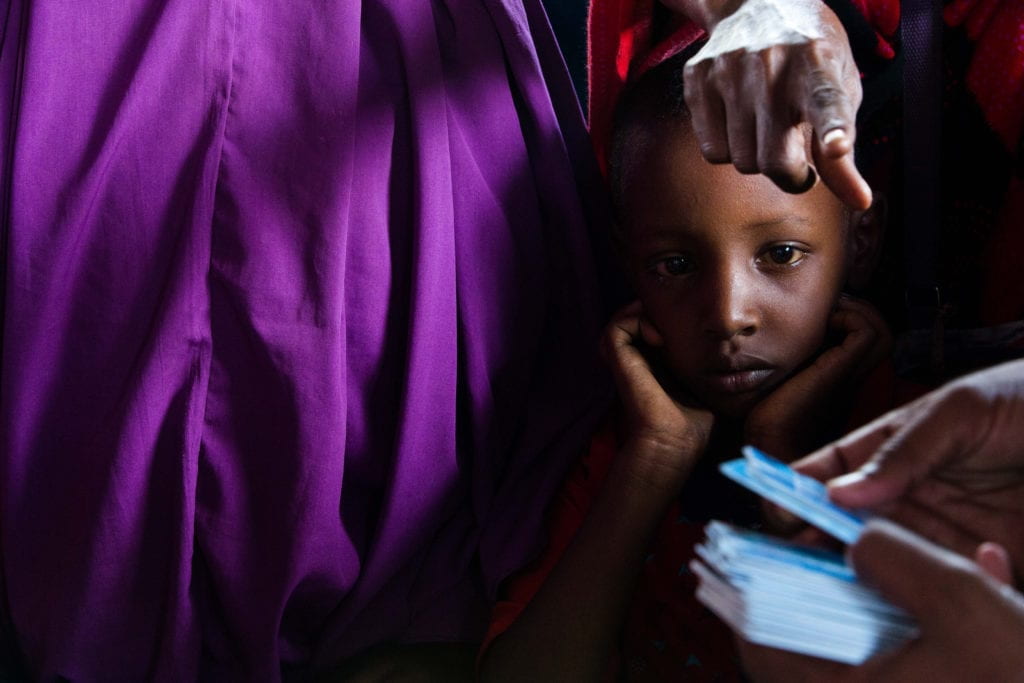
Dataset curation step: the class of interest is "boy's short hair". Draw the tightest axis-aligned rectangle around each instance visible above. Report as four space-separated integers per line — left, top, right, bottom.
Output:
607 46 700 225
607 42 881 224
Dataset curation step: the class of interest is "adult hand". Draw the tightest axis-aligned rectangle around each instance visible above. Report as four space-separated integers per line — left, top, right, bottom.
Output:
795 358 1024 582
666 0 872 209
601 300 714 492
745 295 890 461
737 520 1024 682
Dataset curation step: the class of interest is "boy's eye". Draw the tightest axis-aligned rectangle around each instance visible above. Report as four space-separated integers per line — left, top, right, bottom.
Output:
652 255 696 278
763 245 806 266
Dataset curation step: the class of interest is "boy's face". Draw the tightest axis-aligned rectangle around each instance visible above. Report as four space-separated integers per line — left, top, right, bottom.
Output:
620 119 850 418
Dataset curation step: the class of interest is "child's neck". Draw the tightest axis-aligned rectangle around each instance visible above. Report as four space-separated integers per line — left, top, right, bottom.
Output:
675 418 762 526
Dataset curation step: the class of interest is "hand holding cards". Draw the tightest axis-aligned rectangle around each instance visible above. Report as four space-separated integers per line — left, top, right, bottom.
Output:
691 447 918 664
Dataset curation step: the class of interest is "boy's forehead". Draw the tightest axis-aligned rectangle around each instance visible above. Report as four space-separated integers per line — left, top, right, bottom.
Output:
620 118 844 234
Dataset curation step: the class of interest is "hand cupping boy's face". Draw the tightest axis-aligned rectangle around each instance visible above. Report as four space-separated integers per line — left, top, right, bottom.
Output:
622 117 859 421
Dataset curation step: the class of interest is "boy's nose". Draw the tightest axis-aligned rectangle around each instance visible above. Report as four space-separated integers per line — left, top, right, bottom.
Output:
702 269 760 340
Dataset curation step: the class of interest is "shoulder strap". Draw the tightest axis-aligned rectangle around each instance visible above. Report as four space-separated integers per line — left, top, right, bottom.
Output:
901 0 944 331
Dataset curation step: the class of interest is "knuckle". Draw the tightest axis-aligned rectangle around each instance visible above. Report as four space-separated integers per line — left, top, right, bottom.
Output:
700 142 730 164
744 49 779 82
808 39 839 65
685 50 711 70
808 78 845 111
709 57 742 94
682 86 704 112
604 321 628 344
731 154 759 174
943 382 987 414
704 152 732 165
761 167 805 192
759 154 803 180
758 143 805 179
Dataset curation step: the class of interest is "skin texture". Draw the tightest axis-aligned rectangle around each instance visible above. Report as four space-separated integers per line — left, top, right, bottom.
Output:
479 75 886 683
619 113 888 457
796 358 1024 584
666 0 872 209
737 359 1024 680
340 1 872 679
738 521 1024 682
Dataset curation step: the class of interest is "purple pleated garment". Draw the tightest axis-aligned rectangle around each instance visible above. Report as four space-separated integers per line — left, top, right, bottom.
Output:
0 0 612 679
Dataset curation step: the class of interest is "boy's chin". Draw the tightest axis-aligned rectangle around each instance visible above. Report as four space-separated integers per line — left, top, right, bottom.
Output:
697 390 762 421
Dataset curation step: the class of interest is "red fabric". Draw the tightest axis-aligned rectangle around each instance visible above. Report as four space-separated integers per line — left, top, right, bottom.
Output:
480 420 742 682
586 0 901 178
587 0 705 175
479 420 625 678
982 177 1024 324
852 0 901 58
944 0 1024 153
481 362 918 680
589 0 1024 156
941 0 1024 321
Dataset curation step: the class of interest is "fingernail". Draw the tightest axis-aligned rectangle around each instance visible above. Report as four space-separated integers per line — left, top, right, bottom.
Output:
823 128 847 147
828 470 868 490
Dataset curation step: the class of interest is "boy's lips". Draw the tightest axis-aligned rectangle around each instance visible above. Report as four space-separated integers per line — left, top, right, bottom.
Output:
701 358 777 395
703 368 776 394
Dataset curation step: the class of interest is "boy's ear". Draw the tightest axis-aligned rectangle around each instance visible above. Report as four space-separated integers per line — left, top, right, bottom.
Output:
845 193 887 291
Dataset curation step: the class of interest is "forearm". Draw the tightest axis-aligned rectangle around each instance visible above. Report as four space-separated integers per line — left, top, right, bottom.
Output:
479 442 683 683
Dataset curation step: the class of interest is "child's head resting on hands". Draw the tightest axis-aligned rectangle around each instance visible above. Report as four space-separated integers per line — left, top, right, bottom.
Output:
609 50 885 420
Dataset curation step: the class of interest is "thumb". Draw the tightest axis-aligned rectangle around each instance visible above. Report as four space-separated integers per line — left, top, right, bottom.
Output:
850 520 983 624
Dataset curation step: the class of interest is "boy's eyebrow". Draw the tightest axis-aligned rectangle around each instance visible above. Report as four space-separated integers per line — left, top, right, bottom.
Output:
637 215 814 242
747 216 812 230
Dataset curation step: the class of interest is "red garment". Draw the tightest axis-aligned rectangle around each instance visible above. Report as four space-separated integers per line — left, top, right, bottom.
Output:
589 0 1024 324
588 0 1024 158
587 0 704 174
944 0 1024 324
482 420 743 682
586 0 901 175
481 363 923 681
945 0 1024 153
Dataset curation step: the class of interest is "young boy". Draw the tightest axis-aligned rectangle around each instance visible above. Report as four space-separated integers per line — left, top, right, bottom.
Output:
477 50 891 682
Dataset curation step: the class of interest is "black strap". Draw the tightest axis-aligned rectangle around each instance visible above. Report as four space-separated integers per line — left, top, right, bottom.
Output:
902 0 944 330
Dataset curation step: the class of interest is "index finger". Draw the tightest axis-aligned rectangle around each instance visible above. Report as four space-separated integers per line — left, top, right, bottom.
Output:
792 412 899 482
800 58 872 210
814 137 872 211
826 388 990 509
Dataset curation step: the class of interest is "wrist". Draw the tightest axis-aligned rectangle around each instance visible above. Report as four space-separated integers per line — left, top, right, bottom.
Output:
614 435 702 496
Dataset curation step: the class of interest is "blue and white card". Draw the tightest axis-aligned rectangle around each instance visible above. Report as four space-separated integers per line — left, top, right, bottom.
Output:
720 446 870 544
691 521 918 665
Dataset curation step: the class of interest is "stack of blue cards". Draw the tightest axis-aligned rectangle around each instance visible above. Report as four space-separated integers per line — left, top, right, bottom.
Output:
690 447 919 665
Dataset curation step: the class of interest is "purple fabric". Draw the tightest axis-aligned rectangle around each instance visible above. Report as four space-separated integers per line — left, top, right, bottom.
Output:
0 0 612 679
